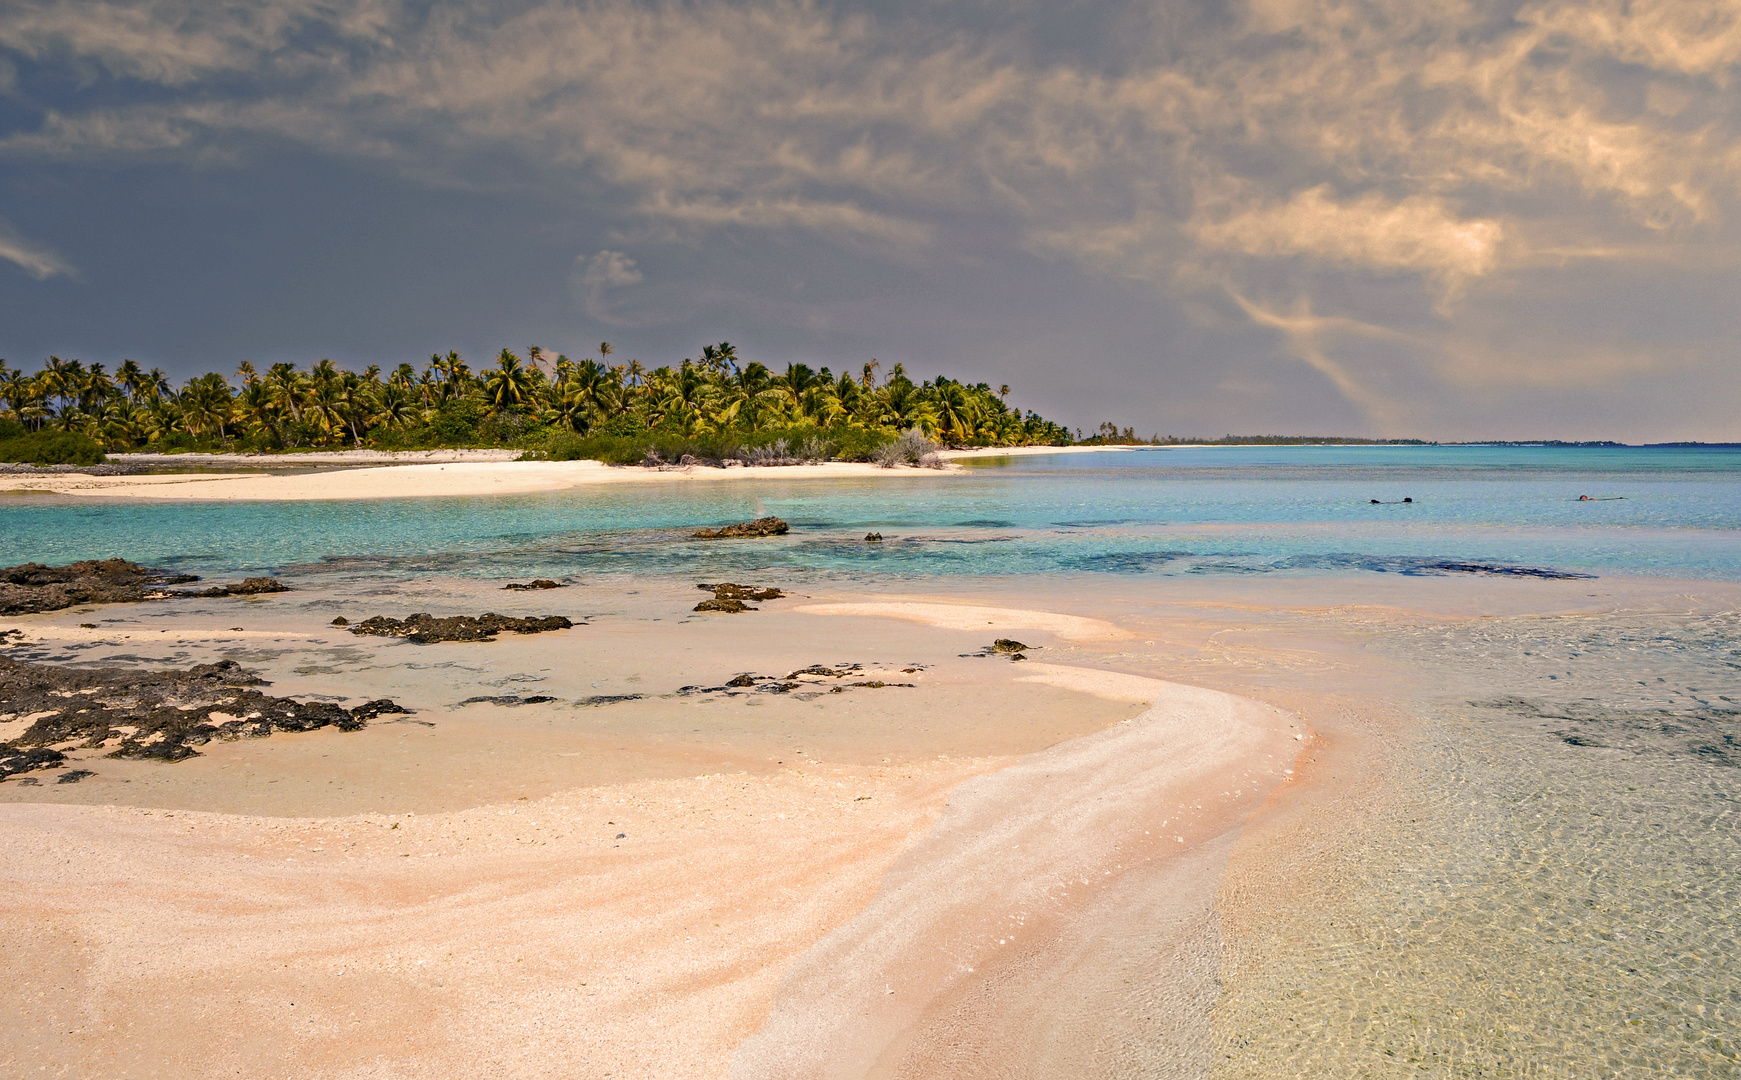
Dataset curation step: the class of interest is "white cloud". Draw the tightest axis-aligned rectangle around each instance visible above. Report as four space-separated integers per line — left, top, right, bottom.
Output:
574 249 643 323
0 218 75 280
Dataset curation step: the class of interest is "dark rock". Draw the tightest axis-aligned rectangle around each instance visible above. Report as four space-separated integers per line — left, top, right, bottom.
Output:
227 577 290 595
695 598 754 613
347 612 574 643
177 577 289 599
0 655 405 779
504 579 564 591
0 558 198 615
991 639 1031 654
0 559 289 615
56 769 95 784
577 694 644 706
726 674 759 687
1 745 66 780
700 583 785 602
786 665 843 679
331 616 350 626
350 698 412 721
693 516 789 540
457 694 557 707
864 533 884 542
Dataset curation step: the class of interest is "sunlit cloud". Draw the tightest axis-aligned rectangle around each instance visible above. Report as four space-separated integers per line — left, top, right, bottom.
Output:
0 217 75 279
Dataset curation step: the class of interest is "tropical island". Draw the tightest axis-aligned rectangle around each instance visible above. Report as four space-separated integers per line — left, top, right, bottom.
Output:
0 344 1072 467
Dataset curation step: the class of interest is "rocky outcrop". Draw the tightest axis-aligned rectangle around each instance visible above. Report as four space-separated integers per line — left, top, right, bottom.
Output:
503 579 564 591
175 577 291 599
693 516 789 539
347 612 574 643
864 533 884 542
0 558 288 615
0 559 195 615
693 582 785 613
0 656 407 780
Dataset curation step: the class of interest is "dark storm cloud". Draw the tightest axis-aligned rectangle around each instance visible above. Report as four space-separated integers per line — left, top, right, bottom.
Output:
2 0 1739 439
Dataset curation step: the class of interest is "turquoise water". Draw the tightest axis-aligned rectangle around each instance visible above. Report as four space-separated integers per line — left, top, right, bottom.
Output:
4 445 1738 581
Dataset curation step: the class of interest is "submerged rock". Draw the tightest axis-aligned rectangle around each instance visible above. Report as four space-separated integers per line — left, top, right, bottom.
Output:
503 579 564 591
693 516 789 540
347 612 574 643
0 558 288 615
0 655 407 780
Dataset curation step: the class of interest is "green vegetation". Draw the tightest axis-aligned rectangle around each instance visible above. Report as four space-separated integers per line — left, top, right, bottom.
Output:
0 418 107 465
0 345 1072 462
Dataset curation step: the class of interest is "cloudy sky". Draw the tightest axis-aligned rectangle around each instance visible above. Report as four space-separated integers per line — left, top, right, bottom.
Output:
2 0 1739 440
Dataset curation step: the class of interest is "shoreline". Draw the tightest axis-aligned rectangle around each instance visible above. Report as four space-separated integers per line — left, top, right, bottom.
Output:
0 572 1308 1077
1 458 966 501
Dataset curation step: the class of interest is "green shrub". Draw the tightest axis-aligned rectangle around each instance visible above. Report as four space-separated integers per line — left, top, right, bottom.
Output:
0 429 108 466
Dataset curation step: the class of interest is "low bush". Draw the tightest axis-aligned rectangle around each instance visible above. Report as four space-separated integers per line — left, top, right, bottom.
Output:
0 429 108 466
543 423 897 467
873 428 939 468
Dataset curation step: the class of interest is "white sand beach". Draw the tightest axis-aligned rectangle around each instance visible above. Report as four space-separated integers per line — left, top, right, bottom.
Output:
2 458 966 501
0 573 1321 1079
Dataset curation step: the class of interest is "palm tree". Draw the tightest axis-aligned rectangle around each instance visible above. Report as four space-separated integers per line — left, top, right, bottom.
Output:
335 372 371 444
233 381 279 446
482 350 535 415
143 367 172 400
180 373 236 447
372 381 419 435
80 362 115 414
39 356 80 415
0 367 35 424
116 359 145 403
265 363 305 430
928 379 977 442
774 363 820 422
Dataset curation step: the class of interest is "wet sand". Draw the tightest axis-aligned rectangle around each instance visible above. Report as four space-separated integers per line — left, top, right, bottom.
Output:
6 570 1719 1077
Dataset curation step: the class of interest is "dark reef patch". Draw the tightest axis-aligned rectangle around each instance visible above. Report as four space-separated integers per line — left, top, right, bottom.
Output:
347 612 574 643
0 559 288 615
693 516 789 540
1474 696 1741 766
0 655 407 781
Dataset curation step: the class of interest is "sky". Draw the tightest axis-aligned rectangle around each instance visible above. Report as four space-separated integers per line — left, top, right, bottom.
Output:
1 0 1739 441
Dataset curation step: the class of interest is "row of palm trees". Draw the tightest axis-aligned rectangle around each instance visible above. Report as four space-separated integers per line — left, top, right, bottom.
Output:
0 344 1072 450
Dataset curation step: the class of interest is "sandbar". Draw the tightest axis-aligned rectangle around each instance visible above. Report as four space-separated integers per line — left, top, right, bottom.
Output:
0 574 1339 1078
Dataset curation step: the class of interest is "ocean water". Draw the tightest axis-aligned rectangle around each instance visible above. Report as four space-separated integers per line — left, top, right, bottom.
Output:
3 445 1739 582
1215 605 1741 1079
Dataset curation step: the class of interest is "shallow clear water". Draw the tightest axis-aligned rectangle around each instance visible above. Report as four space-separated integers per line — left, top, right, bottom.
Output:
1216 607 1741 1078
3 445 1739 581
